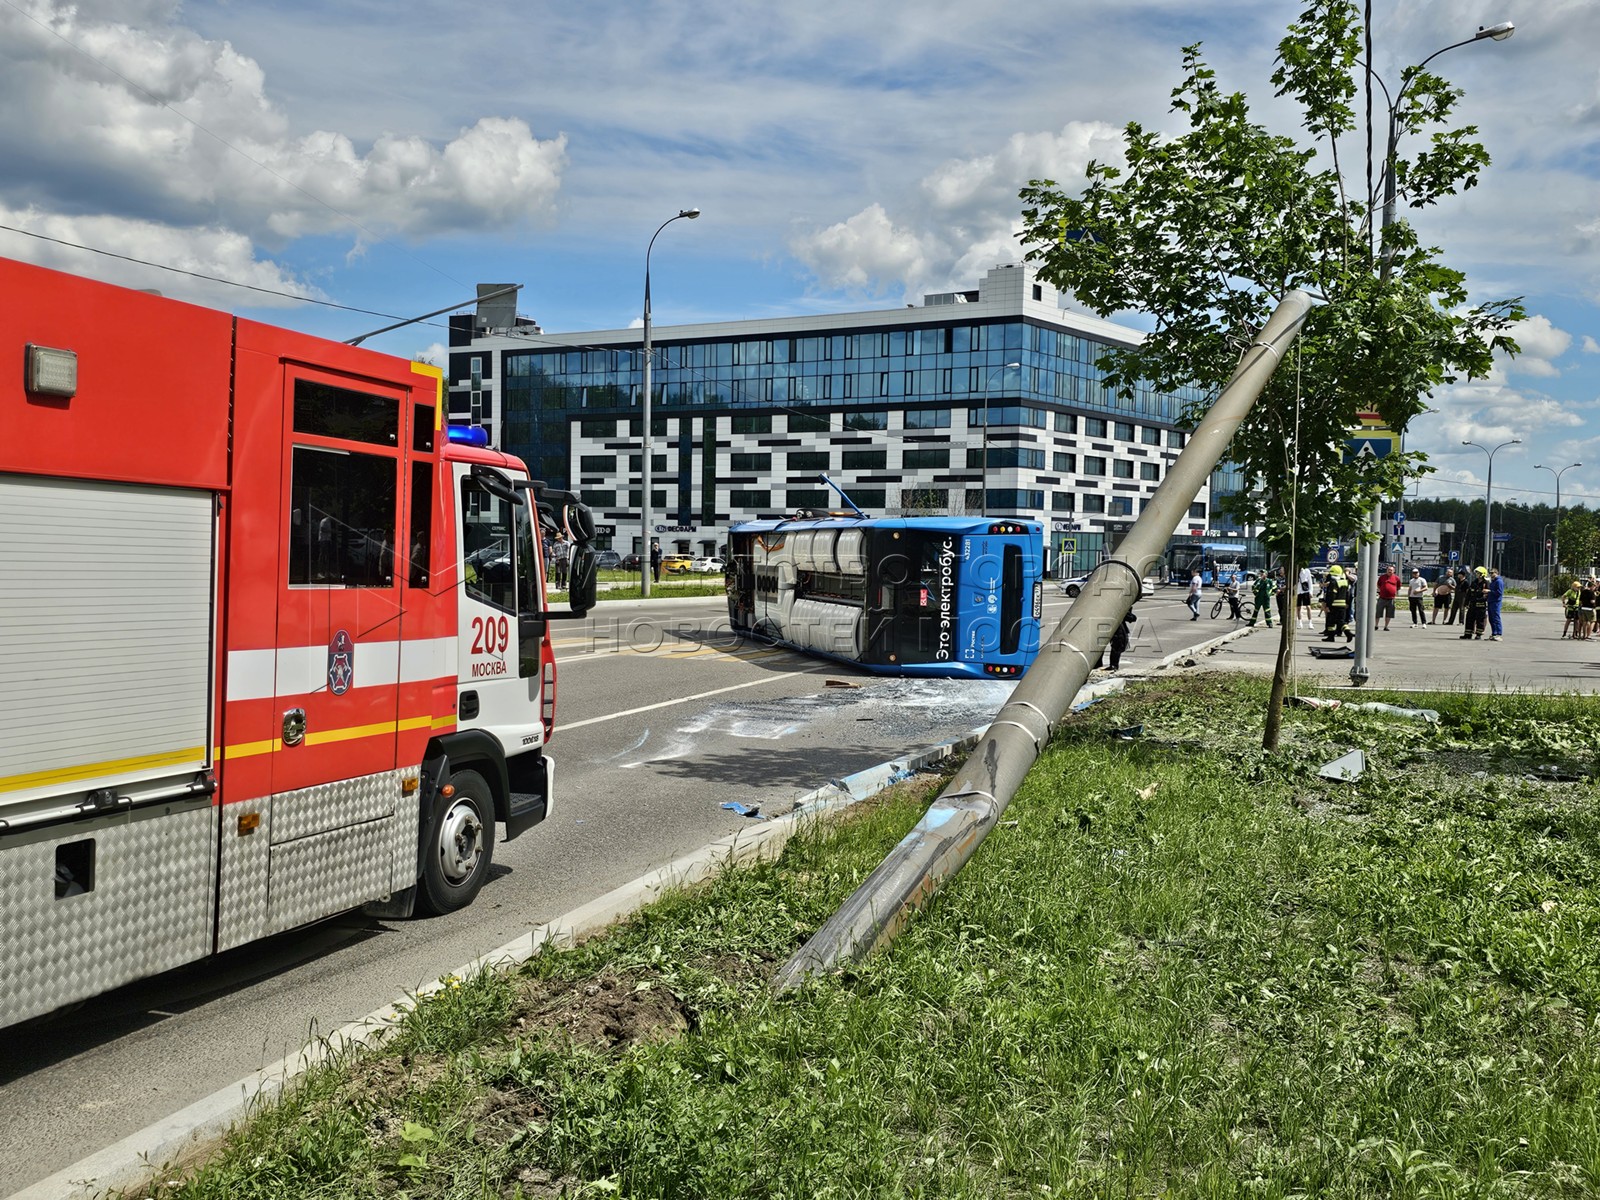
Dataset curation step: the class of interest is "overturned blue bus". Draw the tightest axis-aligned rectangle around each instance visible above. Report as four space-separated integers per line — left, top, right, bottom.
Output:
726 514 1045 678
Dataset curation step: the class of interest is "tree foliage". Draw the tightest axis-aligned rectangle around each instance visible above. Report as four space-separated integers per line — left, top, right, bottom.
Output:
1018 0 1523 569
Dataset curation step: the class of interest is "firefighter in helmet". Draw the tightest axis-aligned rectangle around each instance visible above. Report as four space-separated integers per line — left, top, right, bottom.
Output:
1322 564 1353 643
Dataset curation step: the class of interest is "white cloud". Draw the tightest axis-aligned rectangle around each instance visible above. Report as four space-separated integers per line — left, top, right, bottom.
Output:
790 121 1123 299
1583 335 1600 354
1500 314 1573 377
0 1 567 254
0 204 314 308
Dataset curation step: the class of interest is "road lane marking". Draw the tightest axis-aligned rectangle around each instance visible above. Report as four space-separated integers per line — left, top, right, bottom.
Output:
555 666 830 733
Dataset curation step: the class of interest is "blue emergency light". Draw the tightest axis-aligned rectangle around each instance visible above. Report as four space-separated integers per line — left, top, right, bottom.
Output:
446 425 489 448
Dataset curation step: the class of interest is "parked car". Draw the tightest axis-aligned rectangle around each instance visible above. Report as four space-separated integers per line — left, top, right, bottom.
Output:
690 556 726 573
621 552 642 571
592 549 622 570
1059 574 1155 599
662 554 694 574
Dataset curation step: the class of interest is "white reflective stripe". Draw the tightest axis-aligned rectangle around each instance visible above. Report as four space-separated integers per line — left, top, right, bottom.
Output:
399 637 455 684
227 638 455 702
227 649 277 702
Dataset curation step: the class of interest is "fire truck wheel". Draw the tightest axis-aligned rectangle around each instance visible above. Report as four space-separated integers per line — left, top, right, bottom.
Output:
419 769 495 914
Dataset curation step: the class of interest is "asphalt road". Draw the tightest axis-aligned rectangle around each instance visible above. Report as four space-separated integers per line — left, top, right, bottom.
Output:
5 587 1208 1196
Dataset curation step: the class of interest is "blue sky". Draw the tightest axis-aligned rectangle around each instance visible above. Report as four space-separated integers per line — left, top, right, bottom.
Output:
3 0 1597 512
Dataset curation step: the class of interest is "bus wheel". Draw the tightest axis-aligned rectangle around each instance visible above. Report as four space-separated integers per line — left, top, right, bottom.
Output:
419 769 494 914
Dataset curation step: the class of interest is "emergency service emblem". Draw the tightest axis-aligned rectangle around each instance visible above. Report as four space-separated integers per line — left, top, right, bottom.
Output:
328 629 355 695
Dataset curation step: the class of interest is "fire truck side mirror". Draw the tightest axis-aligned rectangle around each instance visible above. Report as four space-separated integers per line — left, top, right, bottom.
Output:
567 547 597 614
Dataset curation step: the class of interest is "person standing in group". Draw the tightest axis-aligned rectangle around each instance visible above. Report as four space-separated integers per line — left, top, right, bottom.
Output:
1321 565 1352 642
1407 567 1429 628
1430 570 1453 624
1296 566 1314 627
1449 568 1471 626
1374 564 1401 631
1247 570 1276 627
1579 576 1598 641
1485 567 1505 641
1460 566 1489 640
1561 577 1581 639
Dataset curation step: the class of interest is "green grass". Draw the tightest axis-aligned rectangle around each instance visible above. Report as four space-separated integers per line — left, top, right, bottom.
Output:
545 569 728 604
129 677 1600 1199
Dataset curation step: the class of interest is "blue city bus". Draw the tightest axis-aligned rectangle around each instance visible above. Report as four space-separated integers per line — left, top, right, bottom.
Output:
726 514 1045 678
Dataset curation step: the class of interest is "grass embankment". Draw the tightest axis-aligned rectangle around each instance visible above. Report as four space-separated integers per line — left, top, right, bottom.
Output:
545 570 727 604
134 678 1600 1198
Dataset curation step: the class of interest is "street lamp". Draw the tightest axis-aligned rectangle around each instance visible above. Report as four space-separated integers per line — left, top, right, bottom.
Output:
1462 437 1521 567
979 361 1021 515
639 207 700 597
1534 461 1581 572
1350 19 1512 686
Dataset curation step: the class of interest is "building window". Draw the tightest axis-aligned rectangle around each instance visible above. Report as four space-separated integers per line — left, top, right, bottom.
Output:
730 452 771 472
1113 460 1134 479
849 489 888 509
1084 456 1106 476
1168 430 1187 450
1082 494 1106 513
966 447 1044 470
905 408 951 429
627 489 669 508
1051 492 1075 512
1085 417 1107 437
582 489 617 508
901 487 948 510
1052 452 1076 473
789 410 830 433
1115 421 1134 441
902 448 949 470
842 449 888 470
844 410 888 431
986 489 1044 510
1140 462 1160 481
1189 501 1207 519
580 418 616 438
789 451 829 471
1141 426 1161 445
1109 497 1133 516
1055 412 1077 434
579 455 615 474
729 489 772 509
731 413 772 434
787 489 829 508
627 454 669 472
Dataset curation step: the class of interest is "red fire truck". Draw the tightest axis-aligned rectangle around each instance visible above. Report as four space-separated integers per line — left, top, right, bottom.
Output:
0 256 596 1029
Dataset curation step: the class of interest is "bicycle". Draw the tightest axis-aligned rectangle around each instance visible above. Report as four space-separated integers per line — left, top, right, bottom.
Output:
1210 596 1255 621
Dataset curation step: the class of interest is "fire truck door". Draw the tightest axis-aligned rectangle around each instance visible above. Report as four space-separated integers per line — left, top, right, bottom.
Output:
272 374 406 795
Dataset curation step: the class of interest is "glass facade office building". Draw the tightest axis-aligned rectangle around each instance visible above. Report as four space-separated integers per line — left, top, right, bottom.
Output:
449 264 1216 568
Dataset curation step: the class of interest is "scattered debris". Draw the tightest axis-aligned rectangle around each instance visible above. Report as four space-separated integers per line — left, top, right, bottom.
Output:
720 801 763 818
1136 783 1160 801
1349 702 1439 723
1308 645 1354 659
1288 695 1342 710
1318 749 1366 782
1110 724 1143 740
825 679 860 689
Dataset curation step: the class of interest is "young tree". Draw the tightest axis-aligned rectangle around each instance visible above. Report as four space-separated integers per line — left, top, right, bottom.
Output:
1558 509 1599 577
1019 0 1521 747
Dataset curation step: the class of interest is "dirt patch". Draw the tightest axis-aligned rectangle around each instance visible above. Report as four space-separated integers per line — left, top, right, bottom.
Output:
511 971 694 1050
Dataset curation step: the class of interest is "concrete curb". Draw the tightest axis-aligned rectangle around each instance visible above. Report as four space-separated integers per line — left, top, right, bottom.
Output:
12 729 984 1200
1151 622 1258 671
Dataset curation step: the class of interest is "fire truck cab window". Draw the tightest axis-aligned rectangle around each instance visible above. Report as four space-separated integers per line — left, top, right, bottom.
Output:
292 379 400 447
460 478 516 613
289 446 398 586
